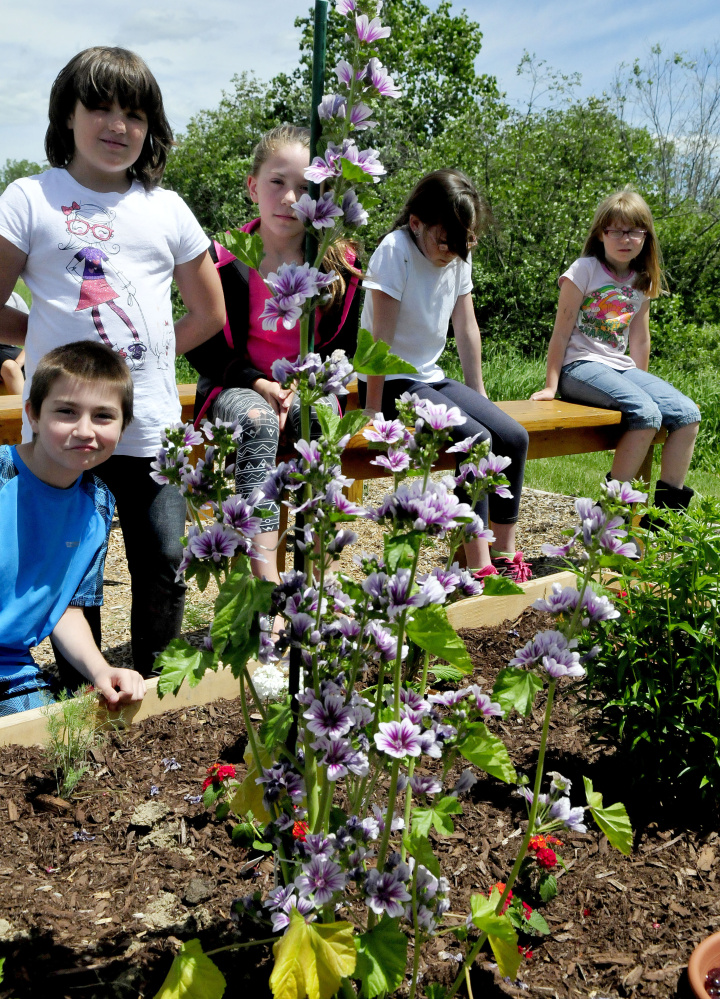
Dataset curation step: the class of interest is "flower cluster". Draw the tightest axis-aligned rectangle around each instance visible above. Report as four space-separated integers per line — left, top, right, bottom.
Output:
542 482 647 561
527 834 563 870
202 763 237 792
518 771 587 834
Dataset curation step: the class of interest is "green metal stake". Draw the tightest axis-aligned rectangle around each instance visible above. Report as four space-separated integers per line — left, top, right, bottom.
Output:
288 0 329 753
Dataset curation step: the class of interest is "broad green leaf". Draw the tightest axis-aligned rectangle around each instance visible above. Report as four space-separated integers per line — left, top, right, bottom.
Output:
488 933 522 981
538 873 557 903
403 832 441 877
405 604 473 672
481 575 524 596
340 157 373 183
354 917 407 998
185 559 212 593
583 777 633 855
469 892 516 942
492 667 543 717
411 796 463 838
314 403 342 444
152 938 226 999
524 909 550 935
427 662 466 683
458 722 516 783
156 640 214 698
215 228 264 270
270 908 356 999
339 408 373 440
384 531 422 573
352 328 417 377
230 744 272 824
259 698 293 751
211 566 275 662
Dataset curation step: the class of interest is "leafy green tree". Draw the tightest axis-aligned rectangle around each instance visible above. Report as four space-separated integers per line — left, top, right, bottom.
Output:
0 158 45 194
163 73 282 233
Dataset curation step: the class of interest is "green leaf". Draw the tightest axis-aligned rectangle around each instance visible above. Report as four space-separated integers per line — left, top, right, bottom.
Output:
427 662 466 683
259 698 293 751
215 801 230 821
252 839 273 852
538 873 557 903
458 722 516 783
481 574 525 595
314 403 342 445
152 938 226 999
354 917 407 998
215 228 264 270
403 832 441 877
231 821 255 847
339 408 372 441
340 157 373 183
156 640 214 698
469 892 516 942
411 796 463 838
270 908 356 999
352 328 417 376
489 932 522 981
492 667 543 717
0 957 4 984
384 531 422 573
524 909 550 935
405 604 473 672
211 566 275 663
583 777 633 855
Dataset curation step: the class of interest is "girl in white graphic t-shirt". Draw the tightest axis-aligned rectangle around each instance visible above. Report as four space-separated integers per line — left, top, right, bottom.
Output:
0 47 225 679
531 188 700 518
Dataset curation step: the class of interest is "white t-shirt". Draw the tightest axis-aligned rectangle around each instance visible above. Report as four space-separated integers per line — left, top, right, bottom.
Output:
0 169 209 456
360 228 473 383
561 256 646 372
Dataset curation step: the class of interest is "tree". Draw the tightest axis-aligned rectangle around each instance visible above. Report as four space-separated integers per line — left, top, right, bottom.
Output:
0 158 45 194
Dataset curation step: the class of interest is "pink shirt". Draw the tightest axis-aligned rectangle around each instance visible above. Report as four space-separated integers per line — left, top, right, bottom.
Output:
246 267 301 379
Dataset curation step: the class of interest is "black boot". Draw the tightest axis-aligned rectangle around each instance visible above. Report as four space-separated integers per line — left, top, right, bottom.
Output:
640 479 694 531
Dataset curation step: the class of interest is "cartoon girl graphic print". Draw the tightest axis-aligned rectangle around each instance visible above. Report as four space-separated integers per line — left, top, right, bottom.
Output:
61 201 148 367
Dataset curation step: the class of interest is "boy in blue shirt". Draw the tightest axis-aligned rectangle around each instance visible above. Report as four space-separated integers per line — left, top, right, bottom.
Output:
0 341 146 715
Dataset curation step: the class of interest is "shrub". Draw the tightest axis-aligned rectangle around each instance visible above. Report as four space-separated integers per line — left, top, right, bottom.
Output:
585 497 720 795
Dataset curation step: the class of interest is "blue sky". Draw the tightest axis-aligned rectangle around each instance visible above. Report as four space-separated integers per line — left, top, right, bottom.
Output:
1 0 718 165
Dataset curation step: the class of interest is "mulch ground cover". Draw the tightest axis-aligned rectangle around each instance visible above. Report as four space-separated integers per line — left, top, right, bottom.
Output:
1 607 718 999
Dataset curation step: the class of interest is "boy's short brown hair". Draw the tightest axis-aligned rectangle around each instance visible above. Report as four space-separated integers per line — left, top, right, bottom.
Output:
29 341 134 431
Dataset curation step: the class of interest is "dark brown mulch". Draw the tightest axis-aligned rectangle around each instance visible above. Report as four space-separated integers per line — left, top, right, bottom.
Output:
1 609 718 999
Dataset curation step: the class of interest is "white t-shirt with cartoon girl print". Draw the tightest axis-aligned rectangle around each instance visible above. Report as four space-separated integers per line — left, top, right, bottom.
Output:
0 168 209 457
560 256 646 372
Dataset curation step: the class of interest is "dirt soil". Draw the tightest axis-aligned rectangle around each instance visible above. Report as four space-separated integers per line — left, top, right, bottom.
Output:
2 608 718 999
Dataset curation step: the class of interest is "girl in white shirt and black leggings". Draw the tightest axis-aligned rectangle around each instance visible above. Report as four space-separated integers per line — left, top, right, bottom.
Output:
359 169 530 581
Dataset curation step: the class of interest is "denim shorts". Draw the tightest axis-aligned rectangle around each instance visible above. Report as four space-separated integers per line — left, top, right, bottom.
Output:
559 361 701 433
0 687 53 718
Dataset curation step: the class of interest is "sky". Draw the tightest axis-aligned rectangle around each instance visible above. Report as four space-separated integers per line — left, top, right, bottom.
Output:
1 0 718 166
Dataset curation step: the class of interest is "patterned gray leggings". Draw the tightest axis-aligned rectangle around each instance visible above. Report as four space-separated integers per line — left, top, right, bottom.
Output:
212 387 330 533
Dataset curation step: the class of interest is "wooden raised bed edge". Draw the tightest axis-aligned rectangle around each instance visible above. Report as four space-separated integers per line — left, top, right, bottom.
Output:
0 570 576 748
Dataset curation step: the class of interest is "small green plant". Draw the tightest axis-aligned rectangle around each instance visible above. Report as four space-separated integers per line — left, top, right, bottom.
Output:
44 685 102 798
585 496 720 795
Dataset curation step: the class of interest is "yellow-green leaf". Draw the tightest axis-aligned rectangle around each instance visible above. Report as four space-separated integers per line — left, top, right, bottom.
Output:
270 909 356 999
230 744 272 824
152 939 226 999
488 933 522 981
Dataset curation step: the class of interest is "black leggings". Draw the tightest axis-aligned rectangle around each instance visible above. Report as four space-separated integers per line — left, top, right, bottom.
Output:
360 377 528 526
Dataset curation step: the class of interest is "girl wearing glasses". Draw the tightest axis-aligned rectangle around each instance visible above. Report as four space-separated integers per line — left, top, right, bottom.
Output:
360 168 531 581
531 188 700 517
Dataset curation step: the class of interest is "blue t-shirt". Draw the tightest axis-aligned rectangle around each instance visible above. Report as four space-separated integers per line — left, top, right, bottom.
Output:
0 445 115 698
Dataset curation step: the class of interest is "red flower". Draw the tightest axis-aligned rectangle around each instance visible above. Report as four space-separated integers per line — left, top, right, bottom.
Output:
528 834 547 852
489 882 512 914
201 762 236 792
292 821 309 841
535 846 557 869
521 900 533 919
518 945 534 961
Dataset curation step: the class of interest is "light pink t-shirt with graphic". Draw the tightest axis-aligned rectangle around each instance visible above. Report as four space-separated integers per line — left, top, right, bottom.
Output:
560 256 646 371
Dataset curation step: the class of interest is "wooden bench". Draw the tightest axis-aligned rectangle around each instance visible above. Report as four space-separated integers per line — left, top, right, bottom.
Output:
1 385 666 572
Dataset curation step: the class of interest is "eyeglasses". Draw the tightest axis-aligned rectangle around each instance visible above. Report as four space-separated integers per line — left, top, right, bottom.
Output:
603 227 647 242
66 218 114 241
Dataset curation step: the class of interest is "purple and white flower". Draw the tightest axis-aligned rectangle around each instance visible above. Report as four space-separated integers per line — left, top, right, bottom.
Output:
365 57 402 98
374 718 423 758
291 192 344 230
365 869 411 918
303 694 354 739
341 189 369 228
187 522 240 562
355 13 392 43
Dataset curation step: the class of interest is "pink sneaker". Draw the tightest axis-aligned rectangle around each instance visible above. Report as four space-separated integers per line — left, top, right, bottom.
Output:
492 551 532 583
471 564 499 580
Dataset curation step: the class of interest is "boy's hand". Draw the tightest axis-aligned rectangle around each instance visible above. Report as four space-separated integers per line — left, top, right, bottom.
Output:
530 388 557 402
92 667 147 708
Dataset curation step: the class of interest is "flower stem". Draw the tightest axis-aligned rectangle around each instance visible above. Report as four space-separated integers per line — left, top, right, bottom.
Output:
375 757 400 871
